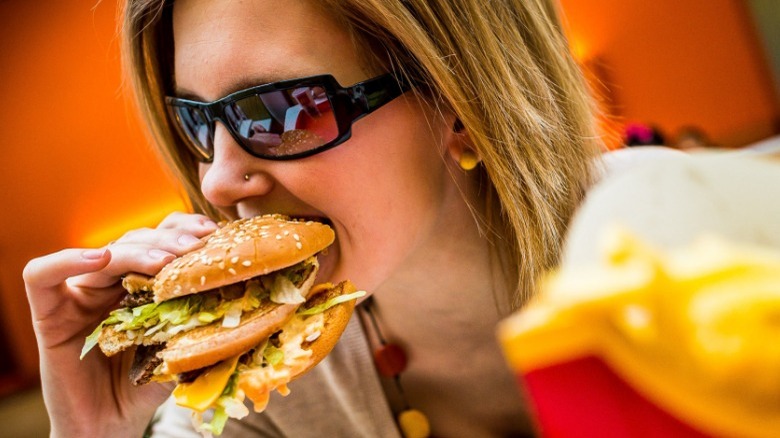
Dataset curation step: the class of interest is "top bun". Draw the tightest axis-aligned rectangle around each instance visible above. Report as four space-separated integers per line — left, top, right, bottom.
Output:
153 214 334 302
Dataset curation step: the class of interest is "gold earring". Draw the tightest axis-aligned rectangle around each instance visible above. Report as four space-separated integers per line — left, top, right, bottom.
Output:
459 149 479 171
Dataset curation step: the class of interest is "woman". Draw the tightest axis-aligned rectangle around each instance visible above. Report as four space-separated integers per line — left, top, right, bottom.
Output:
23 0 601 436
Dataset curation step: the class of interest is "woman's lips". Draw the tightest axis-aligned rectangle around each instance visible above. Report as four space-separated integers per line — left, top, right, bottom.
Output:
283 215 338 284
315 239 339 285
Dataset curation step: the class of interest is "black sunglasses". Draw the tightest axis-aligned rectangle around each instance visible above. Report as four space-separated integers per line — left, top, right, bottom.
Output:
166 74 409 162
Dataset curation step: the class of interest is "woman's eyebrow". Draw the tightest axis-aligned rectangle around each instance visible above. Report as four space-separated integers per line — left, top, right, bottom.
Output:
171 86 203 101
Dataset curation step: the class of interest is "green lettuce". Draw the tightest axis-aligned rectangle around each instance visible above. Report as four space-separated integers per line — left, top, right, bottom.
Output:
263 345 284 367
80 314 120 359
297 290 366 316
198 370 247 436
80 280 272 359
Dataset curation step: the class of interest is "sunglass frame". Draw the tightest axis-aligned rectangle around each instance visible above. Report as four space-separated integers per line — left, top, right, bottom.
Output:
165 73 408 162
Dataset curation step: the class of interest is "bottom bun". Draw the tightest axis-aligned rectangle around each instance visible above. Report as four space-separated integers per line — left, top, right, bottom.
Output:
238 280 359 411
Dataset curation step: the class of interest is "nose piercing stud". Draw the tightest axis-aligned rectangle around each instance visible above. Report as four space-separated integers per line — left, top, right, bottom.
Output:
244 174 251 181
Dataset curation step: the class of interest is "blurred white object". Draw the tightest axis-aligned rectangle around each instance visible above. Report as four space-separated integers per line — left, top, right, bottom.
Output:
595 146 685 180
737 134 780 157
566 152 780 267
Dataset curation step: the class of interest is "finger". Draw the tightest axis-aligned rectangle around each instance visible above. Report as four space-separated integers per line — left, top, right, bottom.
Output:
24 249 113 320
68 243 178 289
24 248 112 290
110 227 210 254
156 211 218 232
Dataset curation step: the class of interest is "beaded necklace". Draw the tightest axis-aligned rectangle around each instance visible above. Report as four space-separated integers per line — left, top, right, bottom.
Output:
360 297 431 438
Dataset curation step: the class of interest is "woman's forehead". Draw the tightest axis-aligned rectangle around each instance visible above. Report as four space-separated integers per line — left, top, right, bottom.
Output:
172 0 368 100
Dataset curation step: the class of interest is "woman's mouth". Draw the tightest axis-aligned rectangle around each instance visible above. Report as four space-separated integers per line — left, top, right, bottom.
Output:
282 215 338 284
315 241 339 285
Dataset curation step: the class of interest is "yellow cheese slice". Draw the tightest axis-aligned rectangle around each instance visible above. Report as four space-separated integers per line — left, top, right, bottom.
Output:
173 355 241 412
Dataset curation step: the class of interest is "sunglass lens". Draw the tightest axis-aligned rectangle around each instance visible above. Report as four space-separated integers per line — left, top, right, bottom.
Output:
173 105 213 159
226 85 339 157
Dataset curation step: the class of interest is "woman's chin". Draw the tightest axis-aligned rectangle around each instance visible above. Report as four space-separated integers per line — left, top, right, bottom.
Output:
315 239 383 295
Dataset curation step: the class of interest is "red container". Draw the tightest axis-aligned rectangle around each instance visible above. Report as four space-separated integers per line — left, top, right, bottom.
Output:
521 356 711 438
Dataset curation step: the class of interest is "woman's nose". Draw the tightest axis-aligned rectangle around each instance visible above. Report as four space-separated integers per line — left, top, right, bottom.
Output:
199 123 274 208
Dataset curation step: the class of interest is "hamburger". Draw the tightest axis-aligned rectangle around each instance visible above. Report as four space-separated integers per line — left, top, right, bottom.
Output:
81 214 364 434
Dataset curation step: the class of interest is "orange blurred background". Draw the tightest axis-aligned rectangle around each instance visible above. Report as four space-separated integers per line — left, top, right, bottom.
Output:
0 1 185 394
558 0 779 148
0 0 778 397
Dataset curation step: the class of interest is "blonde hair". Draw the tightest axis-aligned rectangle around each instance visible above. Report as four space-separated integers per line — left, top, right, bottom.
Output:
122 0 602 309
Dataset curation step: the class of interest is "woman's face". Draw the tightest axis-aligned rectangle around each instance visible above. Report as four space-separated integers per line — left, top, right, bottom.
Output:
173 0 458 290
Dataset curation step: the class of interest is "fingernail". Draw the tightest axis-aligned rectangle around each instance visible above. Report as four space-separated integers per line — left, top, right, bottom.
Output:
202 219 218 230
149 249 174 261
82 249 108 260
178 234 202 247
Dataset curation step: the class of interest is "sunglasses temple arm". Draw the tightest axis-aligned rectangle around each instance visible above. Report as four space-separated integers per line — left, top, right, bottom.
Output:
348 75 409 115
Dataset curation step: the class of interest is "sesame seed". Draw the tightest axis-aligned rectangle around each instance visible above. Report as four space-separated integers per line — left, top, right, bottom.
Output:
228 268 237 275
218 262 226 270
242 260 252 267
276 235 282 240
296 242 303 250
230 256 239 264
293 234 300 241
200 276 206 285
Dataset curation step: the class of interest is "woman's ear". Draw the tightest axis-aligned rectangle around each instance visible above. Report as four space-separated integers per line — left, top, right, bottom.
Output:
446 118 481 171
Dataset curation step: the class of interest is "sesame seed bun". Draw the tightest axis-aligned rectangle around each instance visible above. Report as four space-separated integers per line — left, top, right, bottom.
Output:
152 214 335 302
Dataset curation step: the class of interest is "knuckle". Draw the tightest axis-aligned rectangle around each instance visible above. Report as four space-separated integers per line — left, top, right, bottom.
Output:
165 211 185 221
22 250 65 286
22 257 42 284
159 211 188 225
120 227 153 241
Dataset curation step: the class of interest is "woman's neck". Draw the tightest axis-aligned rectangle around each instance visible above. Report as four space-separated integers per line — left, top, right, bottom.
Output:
363 201 532 436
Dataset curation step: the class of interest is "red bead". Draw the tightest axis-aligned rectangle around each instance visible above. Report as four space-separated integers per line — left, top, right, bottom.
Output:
373 343 407 377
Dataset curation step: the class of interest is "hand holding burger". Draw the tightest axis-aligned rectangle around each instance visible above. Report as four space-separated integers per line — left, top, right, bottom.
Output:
81 214 364 435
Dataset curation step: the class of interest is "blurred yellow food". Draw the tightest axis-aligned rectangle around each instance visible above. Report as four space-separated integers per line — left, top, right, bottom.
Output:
498 227 780 438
